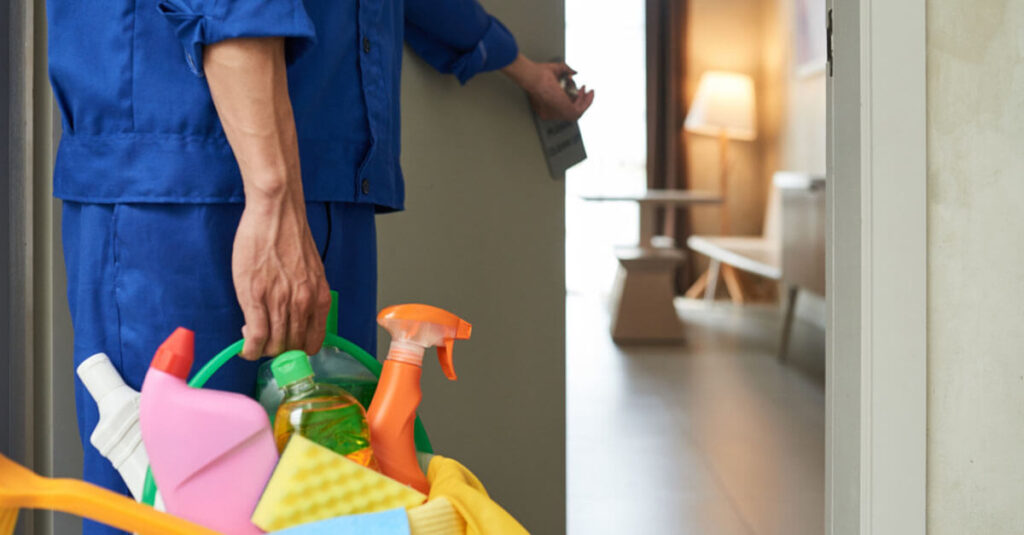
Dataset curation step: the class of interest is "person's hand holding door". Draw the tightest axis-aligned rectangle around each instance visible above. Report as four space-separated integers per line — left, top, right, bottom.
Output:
503 55 595 121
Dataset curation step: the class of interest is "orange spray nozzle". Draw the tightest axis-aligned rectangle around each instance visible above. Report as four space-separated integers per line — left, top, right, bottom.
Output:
377 304 472 380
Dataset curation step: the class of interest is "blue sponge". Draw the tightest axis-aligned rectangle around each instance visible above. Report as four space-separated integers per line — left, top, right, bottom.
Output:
269 508 410 534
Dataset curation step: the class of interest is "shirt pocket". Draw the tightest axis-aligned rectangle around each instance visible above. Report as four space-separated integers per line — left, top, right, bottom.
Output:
131 1 223 137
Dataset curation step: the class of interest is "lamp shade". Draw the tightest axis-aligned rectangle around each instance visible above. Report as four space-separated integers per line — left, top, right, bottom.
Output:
684 71 757 141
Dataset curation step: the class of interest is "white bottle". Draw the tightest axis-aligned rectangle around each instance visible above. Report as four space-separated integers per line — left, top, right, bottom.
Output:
77 353 164 510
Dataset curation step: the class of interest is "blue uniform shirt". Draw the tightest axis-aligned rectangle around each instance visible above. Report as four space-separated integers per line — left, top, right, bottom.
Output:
47 0 519 211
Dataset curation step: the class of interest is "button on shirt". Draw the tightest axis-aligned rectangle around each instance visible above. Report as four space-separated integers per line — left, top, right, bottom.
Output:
46 0 519 211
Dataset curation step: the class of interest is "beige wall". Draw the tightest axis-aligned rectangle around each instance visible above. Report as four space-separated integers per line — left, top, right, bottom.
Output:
927 0 1024 532
379 1 566 532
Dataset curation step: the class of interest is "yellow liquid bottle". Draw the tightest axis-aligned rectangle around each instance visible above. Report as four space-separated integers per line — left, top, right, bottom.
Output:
271 351 378 470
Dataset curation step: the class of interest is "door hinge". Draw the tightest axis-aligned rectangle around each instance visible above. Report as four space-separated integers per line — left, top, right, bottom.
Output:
827 9 834 77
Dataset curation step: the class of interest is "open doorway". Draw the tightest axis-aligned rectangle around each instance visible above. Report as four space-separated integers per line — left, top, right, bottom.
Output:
566 0 827 533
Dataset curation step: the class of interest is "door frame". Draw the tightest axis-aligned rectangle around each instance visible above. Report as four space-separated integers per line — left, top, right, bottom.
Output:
826 0 927 533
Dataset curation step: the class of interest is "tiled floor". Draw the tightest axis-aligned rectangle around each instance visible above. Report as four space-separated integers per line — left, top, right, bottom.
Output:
567 294 825 535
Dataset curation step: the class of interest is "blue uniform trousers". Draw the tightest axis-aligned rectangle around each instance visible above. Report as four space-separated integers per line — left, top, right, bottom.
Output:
62 201 378 535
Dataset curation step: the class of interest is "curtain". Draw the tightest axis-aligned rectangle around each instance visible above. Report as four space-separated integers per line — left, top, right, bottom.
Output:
646 0 693 292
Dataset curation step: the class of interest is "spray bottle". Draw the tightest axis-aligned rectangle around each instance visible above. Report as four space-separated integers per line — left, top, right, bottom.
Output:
366 304 472 493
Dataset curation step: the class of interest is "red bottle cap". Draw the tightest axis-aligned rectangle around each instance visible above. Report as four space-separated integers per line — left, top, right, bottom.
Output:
150 327 194 380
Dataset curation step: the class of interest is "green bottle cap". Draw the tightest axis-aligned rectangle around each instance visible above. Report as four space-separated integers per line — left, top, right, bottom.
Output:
271 350 314 386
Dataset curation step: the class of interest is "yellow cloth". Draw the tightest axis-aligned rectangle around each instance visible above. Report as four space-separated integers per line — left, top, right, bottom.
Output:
423 456 529 535
408 497 465 535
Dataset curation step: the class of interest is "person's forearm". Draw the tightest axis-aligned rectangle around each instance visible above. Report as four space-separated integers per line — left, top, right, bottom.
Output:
500 54 540 91
203 37 330 359
204 37 301 202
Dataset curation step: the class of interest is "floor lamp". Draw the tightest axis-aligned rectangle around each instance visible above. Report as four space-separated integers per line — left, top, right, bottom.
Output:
682 71 757 302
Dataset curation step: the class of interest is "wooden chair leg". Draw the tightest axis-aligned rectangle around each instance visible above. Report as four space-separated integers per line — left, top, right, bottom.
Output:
685 271 709 299
704 260 722 304
720 264 746 304
778 285 799 362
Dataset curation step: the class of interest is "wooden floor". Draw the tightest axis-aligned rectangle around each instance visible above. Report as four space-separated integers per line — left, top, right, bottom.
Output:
567 294 825 535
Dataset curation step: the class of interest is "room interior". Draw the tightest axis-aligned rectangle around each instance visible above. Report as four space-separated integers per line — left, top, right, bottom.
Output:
565 0 827 533
8 0 1024 533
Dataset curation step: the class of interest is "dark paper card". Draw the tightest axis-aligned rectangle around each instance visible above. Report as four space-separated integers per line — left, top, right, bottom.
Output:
532 111 587 180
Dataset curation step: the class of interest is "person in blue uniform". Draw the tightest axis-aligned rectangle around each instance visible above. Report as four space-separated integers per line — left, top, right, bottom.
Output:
49 0 593 533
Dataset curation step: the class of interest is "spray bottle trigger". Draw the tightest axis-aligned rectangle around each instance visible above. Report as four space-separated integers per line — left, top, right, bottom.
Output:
436 317 471 381
437 339 458 381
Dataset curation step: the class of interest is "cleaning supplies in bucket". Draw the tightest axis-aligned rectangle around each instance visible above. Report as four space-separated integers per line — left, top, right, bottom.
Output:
271 350 379 469
139 327 278 535
75 353 164 510
367 304 472 494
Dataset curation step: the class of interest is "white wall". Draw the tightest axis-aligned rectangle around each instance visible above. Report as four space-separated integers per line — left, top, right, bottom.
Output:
379 1 566 532
927 0 1024 532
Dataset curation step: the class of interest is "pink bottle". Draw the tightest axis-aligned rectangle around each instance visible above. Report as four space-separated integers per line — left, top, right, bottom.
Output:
139 328 277 534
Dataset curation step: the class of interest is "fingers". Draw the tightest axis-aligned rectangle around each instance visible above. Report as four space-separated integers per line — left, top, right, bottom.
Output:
554 62 578 77
548 85 593 122
304 280 331 355
287 282 313 356
239 298 270 360
263 286 290 357
241 279 327 360
574 87 596 116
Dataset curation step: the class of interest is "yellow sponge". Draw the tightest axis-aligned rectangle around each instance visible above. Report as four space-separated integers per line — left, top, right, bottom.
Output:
251 435 427 532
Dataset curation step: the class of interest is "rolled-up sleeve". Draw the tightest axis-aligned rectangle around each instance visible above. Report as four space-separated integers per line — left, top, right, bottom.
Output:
404 0 518 84
157 0 317 77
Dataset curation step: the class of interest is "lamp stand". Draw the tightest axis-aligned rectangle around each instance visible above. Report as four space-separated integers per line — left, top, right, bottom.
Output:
718 131 731 234
684 131 747 303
